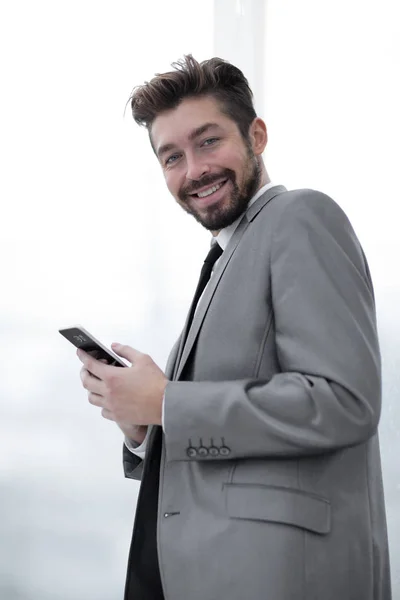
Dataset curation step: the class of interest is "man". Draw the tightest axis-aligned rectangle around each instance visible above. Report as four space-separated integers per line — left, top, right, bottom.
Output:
77 56 391 599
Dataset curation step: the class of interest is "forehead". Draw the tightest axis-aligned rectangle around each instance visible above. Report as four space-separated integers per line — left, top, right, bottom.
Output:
151 96 237 155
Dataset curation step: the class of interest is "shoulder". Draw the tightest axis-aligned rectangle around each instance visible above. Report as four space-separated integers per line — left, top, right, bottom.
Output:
268 188 354 234
272 188 346 218
269 188 366 272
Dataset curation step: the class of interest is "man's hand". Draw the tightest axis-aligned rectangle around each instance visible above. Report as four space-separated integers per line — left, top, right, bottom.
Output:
77 344 168 436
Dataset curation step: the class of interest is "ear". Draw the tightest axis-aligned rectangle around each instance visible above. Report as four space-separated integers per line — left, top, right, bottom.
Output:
249 117 268 156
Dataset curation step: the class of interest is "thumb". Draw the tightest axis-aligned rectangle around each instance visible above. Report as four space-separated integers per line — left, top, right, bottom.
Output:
111 343 142 364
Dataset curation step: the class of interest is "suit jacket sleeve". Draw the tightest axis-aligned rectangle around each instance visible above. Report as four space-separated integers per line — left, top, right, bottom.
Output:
123 444 144 480
163 192 382 461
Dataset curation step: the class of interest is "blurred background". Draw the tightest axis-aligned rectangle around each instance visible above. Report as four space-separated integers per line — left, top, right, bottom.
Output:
0 0 399 598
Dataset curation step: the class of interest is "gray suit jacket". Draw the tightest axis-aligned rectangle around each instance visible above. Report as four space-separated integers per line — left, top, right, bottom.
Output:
124 186 391 600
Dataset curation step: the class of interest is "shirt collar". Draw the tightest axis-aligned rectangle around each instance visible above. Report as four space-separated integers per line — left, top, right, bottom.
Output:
215 182 277 251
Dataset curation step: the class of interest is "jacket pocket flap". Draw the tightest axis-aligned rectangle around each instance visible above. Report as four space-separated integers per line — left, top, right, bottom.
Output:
225 483 331 535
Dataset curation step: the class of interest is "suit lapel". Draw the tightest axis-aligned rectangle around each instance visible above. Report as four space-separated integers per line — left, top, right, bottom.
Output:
174 185 287 380
175 217 248 380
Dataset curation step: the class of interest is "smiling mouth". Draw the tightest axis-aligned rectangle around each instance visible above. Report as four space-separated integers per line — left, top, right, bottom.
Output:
190 179 228 199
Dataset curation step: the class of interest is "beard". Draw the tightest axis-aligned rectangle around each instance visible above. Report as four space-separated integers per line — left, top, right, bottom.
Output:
177 149 262 231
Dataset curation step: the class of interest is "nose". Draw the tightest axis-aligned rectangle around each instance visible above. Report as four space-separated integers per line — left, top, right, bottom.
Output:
185 153 210 181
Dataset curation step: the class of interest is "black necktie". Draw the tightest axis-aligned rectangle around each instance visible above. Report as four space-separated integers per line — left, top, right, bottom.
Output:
186 241 223 333
174 242 223 376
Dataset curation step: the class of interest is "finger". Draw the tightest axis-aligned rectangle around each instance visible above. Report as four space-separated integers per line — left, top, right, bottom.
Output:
88 392 106 408
111 343 143 364
77 349 110 379
80 368 105 396
92 358 108 376
91 358 108 377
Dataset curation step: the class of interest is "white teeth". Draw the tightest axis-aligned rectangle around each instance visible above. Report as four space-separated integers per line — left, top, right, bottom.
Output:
197 182 223 198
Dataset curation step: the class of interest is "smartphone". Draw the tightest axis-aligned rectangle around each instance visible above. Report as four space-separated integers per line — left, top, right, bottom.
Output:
59 325 127 367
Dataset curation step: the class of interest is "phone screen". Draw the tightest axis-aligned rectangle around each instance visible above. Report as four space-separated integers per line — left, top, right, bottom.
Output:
59 326 127 367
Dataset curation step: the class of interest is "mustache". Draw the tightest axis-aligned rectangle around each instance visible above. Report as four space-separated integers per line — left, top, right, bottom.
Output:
180 169 235 197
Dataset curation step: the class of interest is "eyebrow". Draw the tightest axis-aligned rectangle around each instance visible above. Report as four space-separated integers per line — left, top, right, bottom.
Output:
156 122 221 159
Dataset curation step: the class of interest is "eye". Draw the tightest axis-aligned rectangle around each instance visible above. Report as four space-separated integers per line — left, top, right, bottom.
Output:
165 153 181 166
202 137 219 147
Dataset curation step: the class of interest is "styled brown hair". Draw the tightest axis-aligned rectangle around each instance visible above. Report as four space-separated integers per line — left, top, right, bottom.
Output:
129 55 257 141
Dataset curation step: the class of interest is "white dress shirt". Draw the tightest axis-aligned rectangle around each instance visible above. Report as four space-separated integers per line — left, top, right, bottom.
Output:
126 182 277 458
